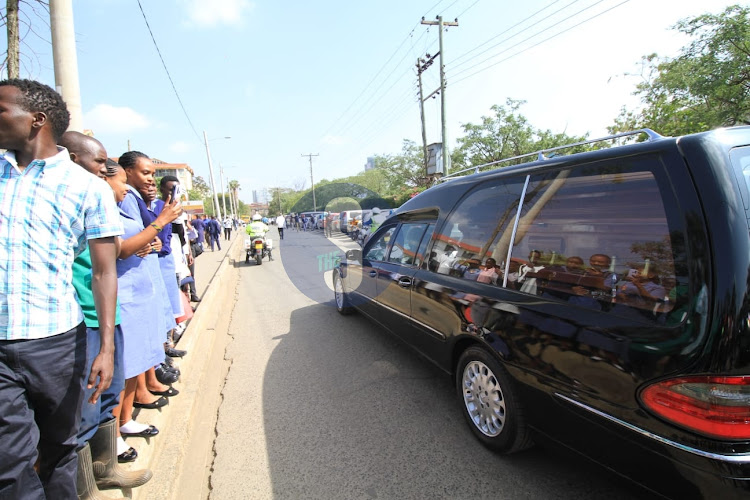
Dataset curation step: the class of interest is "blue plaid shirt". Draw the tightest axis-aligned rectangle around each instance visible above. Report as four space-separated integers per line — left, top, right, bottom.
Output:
0 148 123 340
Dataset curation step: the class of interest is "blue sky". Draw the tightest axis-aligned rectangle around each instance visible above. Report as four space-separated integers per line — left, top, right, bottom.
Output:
2 0 738 203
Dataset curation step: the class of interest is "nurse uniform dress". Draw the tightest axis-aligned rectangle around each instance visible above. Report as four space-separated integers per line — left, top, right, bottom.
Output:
115 208 165 379
121 188 176 335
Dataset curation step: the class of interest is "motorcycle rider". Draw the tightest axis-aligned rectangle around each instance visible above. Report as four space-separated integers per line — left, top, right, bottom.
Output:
246 214 272 260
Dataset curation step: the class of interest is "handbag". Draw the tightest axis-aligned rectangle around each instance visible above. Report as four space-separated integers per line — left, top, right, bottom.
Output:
190 241 204 257
176 291 194 323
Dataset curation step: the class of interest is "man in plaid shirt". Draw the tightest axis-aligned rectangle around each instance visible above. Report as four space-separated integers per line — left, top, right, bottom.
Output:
0 80 122 499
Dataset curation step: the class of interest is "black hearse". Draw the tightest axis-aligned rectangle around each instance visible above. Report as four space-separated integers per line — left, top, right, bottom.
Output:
333 128 750 498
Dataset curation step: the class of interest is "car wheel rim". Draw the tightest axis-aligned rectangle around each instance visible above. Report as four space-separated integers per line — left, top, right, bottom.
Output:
334 276 344 309
462 360 505 437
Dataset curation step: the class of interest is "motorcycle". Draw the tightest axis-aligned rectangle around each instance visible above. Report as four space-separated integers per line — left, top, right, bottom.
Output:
245 234 272 265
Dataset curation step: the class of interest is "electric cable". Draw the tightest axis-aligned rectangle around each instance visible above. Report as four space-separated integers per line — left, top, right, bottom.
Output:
449 0 609 79
451 0 576 69
450 0 631 86
136 0 202 143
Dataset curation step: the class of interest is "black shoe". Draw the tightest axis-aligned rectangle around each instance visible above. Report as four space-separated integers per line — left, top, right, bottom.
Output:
165 346 187 358
121 424 160 437
118 447 138 463
190 295 201 302
155 365 179 385
133 396 168 410
149 386 179 398
172 329 184 345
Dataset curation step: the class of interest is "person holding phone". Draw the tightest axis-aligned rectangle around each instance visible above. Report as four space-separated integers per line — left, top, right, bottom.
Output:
153 176 187 357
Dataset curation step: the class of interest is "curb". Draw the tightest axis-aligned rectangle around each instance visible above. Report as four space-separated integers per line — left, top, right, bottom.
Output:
130 234 243 500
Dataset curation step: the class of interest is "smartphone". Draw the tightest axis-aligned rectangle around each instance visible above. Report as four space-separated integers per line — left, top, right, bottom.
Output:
171 184 181 203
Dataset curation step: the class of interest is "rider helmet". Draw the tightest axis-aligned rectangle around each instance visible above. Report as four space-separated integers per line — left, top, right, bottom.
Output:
252 214 262 221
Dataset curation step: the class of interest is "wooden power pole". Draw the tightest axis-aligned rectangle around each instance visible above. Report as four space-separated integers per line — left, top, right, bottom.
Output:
301 153 319 212
420 16 458 178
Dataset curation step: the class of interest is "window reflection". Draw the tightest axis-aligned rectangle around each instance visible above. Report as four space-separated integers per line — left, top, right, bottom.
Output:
428 180 525 276
425 158 687 325
365 227 396 262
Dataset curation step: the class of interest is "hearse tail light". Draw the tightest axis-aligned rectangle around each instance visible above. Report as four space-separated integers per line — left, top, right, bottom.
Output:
640 376 750 440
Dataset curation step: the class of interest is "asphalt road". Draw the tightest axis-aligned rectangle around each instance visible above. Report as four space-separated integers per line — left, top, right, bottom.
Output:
207 227 657 500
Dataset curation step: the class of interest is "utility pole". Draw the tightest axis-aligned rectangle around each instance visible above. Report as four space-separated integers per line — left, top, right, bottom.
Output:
301 153 319 212
50 0 83 131
219 163 227 218
416 53 438 179
420 16 458 177
203 131 222 221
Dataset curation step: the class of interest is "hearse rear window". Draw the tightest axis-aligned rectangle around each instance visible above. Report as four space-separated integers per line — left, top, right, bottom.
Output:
507 161 684 324
430 156 688 325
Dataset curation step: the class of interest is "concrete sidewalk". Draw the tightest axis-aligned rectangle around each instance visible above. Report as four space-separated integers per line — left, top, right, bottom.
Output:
116 230 245 500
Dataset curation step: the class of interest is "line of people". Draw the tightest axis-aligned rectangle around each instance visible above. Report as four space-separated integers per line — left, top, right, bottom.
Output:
0 79 202 499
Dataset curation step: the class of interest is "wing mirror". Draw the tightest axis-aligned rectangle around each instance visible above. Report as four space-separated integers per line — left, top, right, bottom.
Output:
346 249 362 262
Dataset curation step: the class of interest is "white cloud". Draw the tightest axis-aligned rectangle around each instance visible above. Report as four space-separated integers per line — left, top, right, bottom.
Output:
180 0 254 28
83 104 150 134
322 134 345 146
169 140 193 154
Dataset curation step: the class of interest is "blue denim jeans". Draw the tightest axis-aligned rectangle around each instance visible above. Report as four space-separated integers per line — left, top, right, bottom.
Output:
77 325 125 448
0 323 87 500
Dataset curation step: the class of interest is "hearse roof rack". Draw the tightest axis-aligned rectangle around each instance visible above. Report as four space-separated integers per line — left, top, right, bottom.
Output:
439 128 663 182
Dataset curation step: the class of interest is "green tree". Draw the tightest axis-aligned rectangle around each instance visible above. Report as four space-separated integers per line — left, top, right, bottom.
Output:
454 99 589 175
188 175 212 202
610 5 750 136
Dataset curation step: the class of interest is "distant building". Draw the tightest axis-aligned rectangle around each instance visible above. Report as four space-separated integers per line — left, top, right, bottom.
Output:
252 190 258 204
109 157 195 191
152 159 194 191
364 156 376 171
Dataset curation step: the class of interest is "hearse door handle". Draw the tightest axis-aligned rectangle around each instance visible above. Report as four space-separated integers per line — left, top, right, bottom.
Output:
398 277 412 288
369 271 377 278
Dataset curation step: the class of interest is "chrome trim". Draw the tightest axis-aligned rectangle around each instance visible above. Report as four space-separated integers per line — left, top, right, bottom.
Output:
555 393 750 464
440 129 664 181
503 175 530 288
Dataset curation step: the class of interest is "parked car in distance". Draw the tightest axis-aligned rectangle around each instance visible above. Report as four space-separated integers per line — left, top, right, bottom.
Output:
330 213 341 232
340 210 362 234
333 127 750 499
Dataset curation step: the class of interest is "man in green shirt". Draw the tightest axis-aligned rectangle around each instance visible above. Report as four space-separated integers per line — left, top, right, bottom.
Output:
62 132 152 497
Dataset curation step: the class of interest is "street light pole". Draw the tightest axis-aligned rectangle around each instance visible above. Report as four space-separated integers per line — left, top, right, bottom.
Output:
219 163 228 218
203 131 222 221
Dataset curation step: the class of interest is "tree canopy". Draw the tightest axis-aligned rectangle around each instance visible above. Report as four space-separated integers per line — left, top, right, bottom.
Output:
610 4 750 136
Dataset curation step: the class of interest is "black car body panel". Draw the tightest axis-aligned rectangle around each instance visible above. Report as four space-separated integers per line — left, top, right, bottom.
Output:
335 128 750 499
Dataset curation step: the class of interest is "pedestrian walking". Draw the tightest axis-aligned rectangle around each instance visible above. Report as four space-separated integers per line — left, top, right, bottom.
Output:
207 216 222 250
276 213 286 240
223 216 233 240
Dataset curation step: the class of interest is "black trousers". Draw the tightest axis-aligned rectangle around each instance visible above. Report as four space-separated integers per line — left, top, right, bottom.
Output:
0 323 87 499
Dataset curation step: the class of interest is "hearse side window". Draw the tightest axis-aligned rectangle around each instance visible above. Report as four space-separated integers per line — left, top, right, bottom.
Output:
387 223 428 266
729 145 750 213
428 179 525 277
505 160 686 324
364 226 396 262
415 223 435 269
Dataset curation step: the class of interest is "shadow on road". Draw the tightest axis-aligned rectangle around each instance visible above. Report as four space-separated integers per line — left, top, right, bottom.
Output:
260 303 659 499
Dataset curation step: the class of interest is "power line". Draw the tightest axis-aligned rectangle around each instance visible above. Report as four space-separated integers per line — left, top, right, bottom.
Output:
455 0 482 20
451 0 574 69
318 0 455 146
136 0 201 143
450 0 631 86
333 30 428 138
449 0 609 79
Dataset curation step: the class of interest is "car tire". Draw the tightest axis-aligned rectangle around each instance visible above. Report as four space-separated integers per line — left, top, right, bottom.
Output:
334 271 354 315
456 346 533 454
